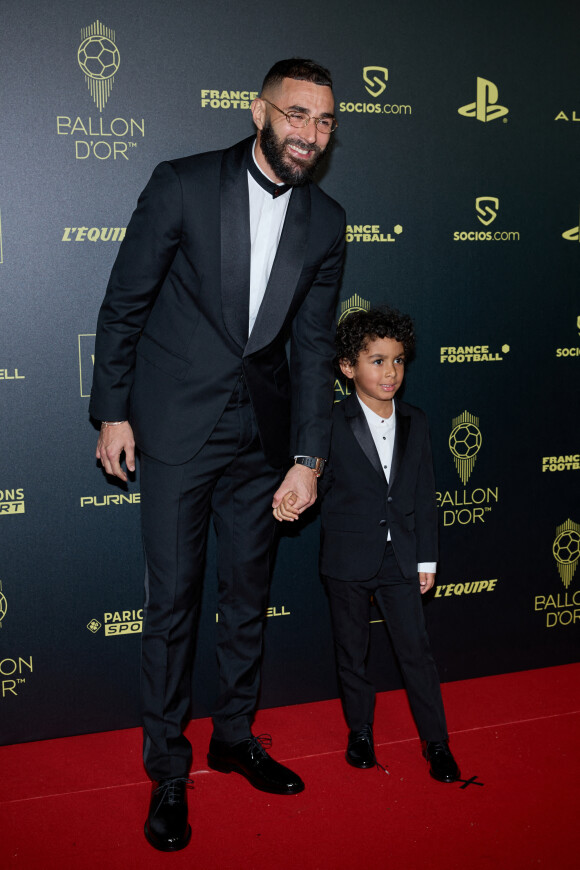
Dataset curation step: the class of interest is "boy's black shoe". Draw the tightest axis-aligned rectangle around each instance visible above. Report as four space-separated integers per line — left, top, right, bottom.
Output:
422 740 460 782
346 724 376 768
207 734 305 794
144 777 192 852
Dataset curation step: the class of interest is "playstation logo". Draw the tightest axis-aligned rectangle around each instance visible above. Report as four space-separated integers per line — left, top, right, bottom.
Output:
458 77 508 122
562 207 580 241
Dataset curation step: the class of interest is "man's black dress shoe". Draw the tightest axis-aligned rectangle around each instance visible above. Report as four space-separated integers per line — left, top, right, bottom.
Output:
346 724 376 769
207 734 304 794
423 740 460 782
144 777 193 852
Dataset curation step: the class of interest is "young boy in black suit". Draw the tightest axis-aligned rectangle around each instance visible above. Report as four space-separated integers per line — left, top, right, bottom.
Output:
275 307 459 782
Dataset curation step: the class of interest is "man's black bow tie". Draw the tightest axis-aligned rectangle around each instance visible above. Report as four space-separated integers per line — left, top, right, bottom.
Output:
247 157 292 198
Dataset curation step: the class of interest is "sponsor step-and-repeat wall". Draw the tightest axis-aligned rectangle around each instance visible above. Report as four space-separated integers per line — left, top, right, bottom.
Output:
1 0 579 744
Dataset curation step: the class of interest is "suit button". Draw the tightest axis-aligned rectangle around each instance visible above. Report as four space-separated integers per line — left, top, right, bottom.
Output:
387 497 393 503
379 519 387 527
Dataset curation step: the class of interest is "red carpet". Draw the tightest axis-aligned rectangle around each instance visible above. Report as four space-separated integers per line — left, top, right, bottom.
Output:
2 664 579 869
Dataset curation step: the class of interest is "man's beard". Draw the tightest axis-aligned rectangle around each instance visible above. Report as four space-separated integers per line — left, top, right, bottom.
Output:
259 119 328 185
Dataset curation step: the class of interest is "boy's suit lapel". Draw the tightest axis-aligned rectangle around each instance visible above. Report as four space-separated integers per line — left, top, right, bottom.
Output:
343 393 386 484
388 402 410 492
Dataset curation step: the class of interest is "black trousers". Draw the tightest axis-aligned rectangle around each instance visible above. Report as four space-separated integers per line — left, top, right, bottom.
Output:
324 543 448 742
139 379 281 780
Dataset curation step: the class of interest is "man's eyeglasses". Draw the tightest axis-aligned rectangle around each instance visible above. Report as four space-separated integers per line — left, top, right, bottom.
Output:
263 99 338 134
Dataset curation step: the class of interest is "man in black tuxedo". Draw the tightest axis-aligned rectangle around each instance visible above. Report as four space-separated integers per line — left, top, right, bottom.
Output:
90 58 345 851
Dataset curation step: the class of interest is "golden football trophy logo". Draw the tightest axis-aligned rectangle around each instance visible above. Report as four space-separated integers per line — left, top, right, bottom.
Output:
449 411 482 485
363 67 389 98
0 580 6 627
552 519 580 589
338 293 371 324
78 21 120 112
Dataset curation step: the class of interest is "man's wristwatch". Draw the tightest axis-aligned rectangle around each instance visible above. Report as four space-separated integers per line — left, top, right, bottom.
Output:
294 456 326 477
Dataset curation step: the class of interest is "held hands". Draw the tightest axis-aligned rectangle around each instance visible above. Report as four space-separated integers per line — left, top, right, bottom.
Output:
273 491 300 522
96 421 136 483
272 464 318 522
419 572 436 594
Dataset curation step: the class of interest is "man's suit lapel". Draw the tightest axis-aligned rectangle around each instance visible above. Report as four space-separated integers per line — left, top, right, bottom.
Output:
220 138 252 349
244 183 310 356
388 402 410 491
343 393 386 484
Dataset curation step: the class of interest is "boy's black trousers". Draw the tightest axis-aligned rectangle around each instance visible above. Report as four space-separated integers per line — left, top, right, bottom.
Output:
324 543 448 741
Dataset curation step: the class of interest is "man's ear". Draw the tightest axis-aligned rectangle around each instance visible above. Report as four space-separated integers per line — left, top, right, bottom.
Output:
251 97 266 131
339 358 355 380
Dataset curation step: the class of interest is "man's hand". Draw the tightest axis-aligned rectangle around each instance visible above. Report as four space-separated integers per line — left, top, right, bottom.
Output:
96 421 136 483
419 572 436 594
272 464 318 516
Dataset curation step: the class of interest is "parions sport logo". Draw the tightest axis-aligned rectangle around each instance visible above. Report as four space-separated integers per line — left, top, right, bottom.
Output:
56 21 145 161
437 412 499 527
87 609 143 636
339 66 412 117
453 197 520 242
0 489 25 516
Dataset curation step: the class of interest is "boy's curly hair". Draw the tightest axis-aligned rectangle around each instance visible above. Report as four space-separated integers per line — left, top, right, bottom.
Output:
336 306 416 366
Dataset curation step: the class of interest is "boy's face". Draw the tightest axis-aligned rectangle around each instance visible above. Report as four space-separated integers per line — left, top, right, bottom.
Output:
340 335 405 417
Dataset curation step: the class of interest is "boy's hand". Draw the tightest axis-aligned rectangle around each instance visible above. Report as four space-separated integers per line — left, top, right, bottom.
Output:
272 463 318 517
273 490 300 522
419 572 435 594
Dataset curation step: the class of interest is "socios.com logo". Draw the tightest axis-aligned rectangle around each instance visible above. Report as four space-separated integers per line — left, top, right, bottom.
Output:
458 77 508 122
363 67 389 98
476 197 499 226
78 21 120 112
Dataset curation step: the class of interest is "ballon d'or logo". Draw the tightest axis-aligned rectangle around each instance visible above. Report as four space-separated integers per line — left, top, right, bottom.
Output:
449 411 482 485
78 21 120 112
